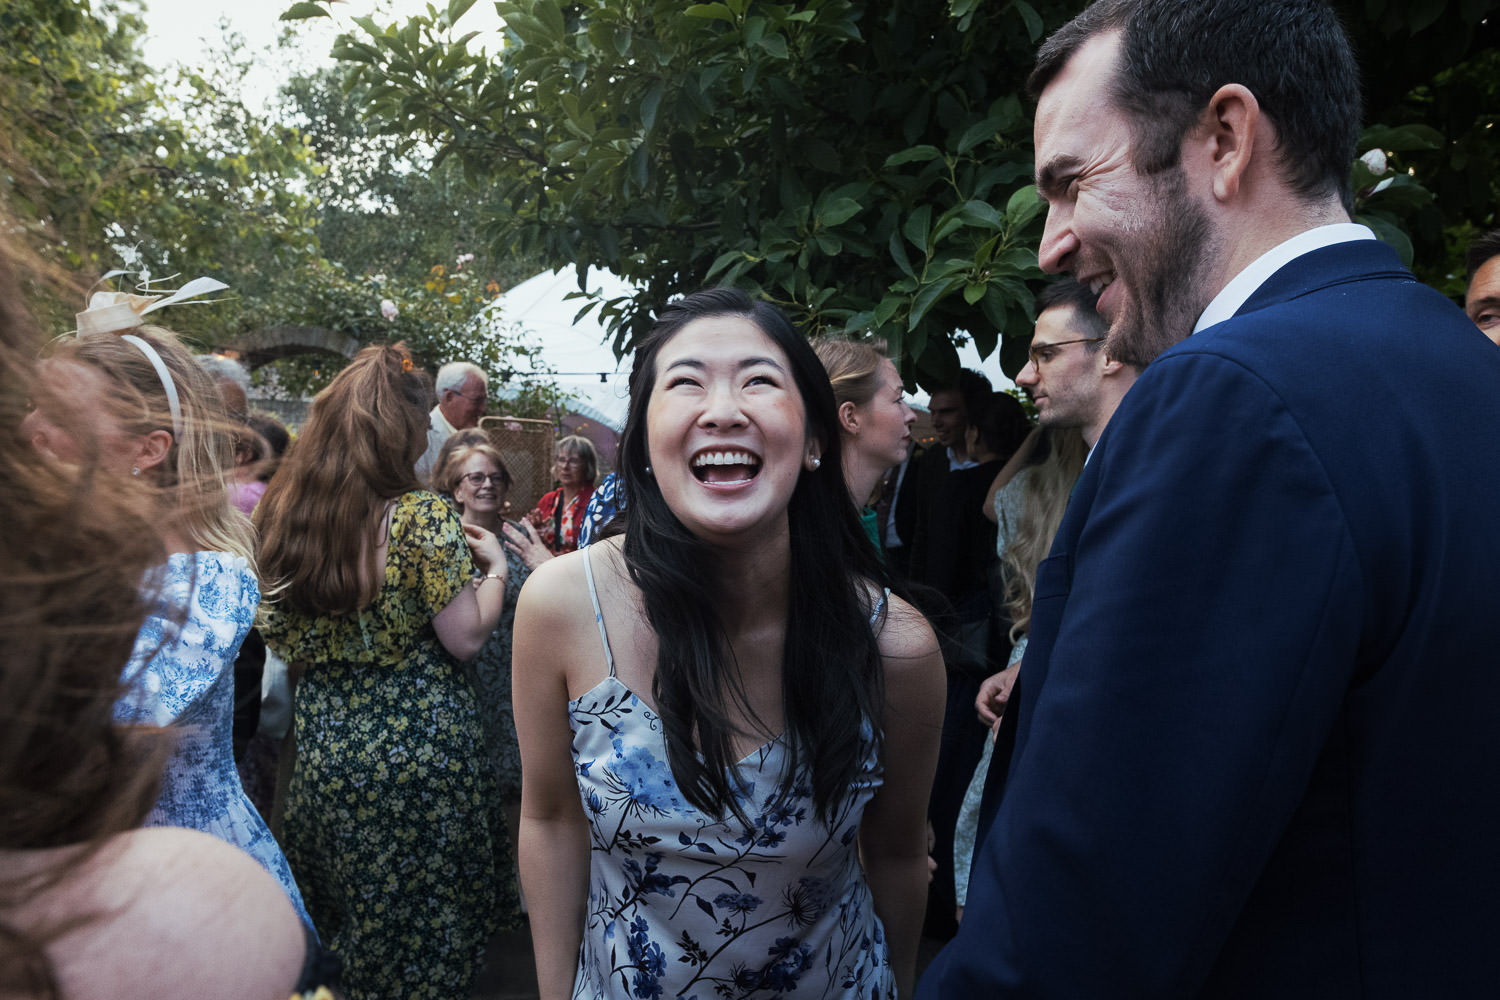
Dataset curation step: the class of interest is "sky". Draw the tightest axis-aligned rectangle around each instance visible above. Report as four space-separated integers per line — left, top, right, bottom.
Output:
139 0 506 116
135 0 1016 399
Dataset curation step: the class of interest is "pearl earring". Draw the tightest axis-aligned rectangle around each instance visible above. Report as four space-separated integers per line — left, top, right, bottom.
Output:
645 465 653 475
809 457 821 470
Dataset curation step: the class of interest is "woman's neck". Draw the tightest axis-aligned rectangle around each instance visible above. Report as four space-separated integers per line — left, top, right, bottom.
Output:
461 508 504 534
841 452 884 509
705 530 793 634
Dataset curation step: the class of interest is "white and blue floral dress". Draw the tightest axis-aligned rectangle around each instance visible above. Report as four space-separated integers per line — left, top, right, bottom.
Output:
114 550 311 928
570 550 895 999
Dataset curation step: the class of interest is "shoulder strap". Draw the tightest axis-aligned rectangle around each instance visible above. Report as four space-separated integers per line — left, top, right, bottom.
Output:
581 546 617 677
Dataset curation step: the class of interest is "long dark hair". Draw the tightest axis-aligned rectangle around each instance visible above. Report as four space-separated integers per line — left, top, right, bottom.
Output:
614 288 888 823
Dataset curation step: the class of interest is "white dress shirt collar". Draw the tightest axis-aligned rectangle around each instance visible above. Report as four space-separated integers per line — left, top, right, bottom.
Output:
430 403 458 437
1193 223 1376 335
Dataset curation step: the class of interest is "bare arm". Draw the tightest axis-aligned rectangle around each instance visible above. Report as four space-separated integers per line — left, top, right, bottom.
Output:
432 523 507 661
982 426 1041 524
861 595 945 997
512 557 594 1000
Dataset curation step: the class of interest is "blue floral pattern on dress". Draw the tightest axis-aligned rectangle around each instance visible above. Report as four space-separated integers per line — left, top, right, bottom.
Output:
114 551 312 929
578 472 624 548
569 676 895 999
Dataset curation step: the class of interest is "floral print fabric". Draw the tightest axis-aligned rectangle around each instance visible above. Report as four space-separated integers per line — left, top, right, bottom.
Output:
533 485 594 554
114 551 311 928
569 675 896 1000
260 491 502 1000
578 472 624 548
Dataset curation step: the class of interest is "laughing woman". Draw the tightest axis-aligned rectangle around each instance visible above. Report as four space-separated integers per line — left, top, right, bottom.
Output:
513 288 944 1000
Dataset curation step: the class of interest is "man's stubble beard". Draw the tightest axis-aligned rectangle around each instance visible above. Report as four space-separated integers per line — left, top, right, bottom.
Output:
1105 166 1220 369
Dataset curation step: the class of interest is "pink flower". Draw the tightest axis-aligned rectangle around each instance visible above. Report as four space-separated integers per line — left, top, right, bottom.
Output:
380 298 398 320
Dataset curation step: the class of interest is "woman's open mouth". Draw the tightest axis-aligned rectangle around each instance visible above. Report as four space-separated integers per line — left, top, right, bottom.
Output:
690 449 762 485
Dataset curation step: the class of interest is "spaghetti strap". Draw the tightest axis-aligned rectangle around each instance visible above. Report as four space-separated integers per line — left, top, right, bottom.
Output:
581 546 617 677
869 586 890 627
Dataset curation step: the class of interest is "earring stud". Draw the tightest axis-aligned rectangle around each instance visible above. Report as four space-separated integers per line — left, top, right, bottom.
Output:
131 466 140 476
810 457 821 470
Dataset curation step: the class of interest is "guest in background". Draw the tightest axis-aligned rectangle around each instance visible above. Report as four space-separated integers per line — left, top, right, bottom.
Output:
516 433 597 557
23 303 310 929
1463 228 1500 346
813 337 916 556
227 413 288 517
1 254 327 998
429 428 491 500
438 438 530 928
953 425 1087 919
416 360 489 483
197 353 251 418
920 388 1029 940
256 343 508 999
577 470 623 548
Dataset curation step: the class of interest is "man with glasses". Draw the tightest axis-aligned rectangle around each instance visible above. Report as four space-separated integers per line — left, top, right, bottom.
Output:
416 360 489 483
1016 278 1137 452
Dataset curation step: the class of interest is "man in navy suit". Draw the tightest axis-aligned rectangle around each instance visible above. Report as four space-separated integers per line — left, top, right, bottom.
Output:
919 1 1500 997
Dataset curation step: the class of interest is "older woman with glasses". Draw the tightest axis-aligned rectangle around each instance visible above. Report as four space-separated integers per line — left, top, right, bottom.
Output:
435 436 530 924
508 434 598 564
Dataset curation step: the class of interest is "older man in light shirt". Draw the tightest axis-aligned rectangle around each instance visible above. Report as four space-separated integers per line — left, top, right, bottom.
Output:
415 360 488 484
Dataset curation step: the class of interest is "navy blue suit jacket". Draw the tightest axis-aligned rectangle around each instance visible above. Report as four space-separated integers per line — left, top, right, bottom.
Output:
918 239 1500 998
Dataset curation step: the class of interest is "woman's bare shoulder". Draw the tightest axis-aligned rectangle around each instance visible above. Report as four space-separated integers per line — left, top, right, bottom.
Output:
20 828 306 1000
872 589 942 668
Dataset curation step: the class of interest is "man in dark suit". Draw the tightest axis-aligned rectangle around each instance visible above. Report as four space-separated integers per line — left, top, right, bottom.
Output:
920 1 1500 996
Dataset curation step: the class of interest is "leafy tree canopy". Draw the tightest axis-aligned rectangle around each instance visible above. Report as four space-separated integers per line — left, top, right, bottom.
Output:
292 0 1498 383
2 0 560 414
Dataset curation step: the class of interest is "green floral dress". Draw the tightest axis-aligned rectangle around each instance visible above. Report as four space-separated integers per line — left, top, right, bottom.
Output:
261 491 513 1000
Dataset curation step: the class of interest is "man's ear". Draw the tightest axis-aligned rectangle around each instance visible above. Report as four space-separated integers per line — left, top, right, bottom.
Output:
133 429 174 474
837 399 859 435
1194 83 1260 204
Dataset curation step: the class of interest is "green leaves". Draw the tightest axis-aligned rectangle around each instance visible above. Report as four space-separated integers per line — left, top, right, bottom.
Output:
281 2 331 21
295 0 1067 385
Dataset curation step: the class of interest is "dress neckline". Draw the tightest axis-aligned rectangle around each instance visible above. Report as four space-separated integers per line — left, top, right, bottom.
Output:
569 674 784 768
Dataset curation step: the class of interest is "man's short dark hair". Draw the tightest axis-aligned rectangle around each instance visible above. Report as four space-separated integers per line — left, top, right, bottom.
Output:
1035 278 1108 348
1465 229 1500 284
1029 0 1361 214
954 367 993 425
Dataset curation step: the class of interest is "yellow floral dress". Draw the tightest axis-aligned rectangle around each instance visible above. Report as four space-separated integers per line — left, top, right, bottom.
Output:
261 491 502 1000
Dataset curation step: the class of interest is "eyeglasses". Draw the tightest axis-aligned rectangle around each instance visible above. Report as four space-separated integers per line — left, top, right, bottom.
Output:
460 472 507 488
448 388 487 404
555 456 583 467
1027 337 1105 368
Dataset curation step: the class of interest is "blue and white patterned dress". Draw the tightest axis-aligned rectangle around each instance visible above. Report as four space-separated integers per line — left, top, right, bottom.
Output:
114 550 311 928
570 550 895 999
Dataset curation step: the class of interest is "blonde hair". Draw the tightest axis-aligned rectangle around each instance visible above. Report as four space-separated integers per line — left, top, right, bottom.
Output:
45 324 255 570
255 343 433 615
438 441 512 504
811 337 889 410
427 428 489 490
1003 427 1088 640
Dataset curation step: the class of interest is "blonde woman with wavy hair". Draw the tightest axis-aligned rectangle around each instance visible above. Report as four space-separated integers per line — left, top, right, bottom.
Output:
256 343 509 999
21 312 312 930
